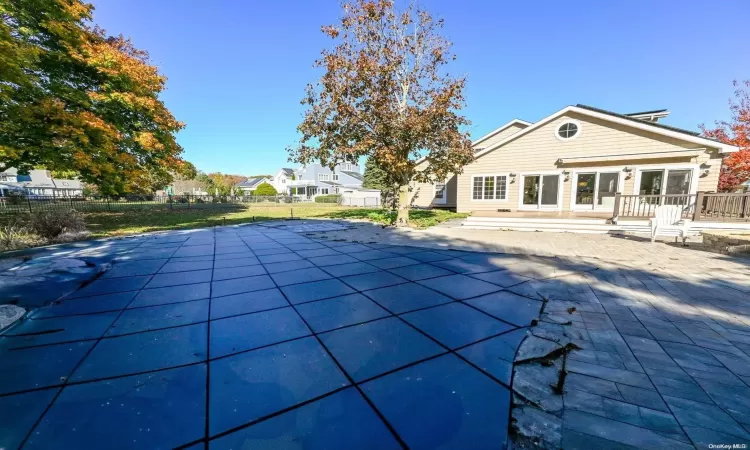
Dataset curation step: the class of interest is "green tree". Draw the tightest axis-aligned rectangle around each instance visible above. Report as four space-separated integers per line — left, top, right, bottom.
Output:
288 0 473 226
254 182 277 196
0 0 186 194
362 158 396 208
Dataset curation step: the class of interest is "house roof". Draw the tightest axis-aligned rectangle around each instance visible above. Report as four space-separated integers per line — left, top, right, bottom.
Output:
576 104 707 139
236 177 268 188
280 168 295 177
319 181 342 186
472 119 532 147
473 105 739 161
342 171 363 181
624 108 668 117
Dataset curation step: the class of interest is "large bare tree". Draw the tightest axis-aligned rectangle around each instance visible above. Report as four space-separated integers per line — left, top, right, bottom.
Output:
289 0 474 225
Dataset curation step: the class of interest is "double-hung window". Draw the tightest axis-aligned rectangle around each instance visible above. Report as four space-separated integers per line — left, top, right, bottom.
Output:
318 174 329 181
472 175 507 200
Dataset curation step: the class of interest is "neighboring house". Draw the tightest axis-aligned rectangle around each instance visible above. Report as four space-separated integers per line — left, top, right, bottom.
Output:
0 168 83 197
235 176 272 194
286 160 368 199
271 168 295 193
413 105 738 213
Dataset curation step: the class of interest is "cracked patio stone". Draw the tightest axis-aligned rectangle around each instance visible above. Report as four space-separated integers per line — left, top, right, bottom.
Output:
0 304 25 331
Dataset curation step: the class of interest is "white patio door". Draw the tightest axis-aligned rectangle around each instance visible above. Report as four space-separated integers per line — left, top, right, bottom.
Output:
521 174 560 209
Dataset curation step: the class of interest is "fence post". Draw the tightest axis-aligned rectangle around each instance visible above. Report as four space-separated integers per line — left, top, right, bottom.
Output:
106 197 111 211
612 192 621 224
168 194 173 210
693 191 704 222
27 196 32 213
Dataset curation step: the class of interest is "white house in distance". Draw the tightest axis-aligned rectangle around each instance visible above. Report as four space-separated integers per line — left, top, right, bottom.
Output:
0 168 83 197
270 160 380 205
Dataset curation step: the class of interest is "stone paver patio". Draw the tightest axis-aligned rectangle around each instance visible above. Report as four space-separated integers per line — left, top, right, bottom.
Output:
1 219 750 449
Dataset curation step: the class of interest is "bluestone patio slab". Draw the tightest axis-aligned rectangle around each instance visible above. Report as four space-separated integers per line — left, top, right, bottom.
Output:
212 265 267 281
417 274 501 300
280 279 356 304
320 317 444 382
386 263 453 281
71 323 208 381
129 283 211 308
562 410 693 449
208 337 349 435
350 249 398 261
0 388 60 450
465 291 543 327
361 283 453 314
68 276 151 298
295 294 390 333
26 365 206 449
209 388 399 450
339 271 407 291
566 360 655 389
209 307 310 357
145 269 213 288
270 267 333 287
333 244 372 254
401 302 513 349
106 299 209 336
0 341 95 394
361 353 511 449
210 288 288 319
30 291 137 318
2 312 119 347
663 395 750 439
211 275 276 298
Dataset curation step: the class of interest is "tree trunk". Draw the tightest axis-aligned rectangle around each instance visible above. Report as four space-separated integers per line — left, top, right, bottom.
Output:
396 184 409 227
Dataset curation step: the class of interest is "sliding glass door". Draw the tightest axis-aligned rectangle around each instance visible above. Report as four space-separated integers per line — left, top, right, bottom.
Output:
638 168 693 205
522 174 560 209
573 172 620 210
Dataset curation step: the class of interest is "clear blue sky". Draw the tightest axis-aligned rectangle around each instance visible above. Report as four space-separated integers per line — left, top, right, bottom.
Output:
91 0 749 176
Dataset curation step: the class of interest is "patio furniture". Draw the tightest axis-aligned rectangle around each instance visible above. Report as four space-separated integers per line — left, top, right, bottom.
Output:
650 205 694 245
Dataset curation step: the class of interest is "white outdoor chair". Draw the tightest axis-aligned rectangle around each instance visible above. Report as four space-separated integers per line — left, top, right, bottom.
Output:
650 205 695 245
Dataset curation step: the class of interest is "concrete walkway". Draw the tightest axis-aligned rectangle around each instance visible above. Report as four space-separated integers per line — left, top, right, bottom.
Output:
1 219 749 449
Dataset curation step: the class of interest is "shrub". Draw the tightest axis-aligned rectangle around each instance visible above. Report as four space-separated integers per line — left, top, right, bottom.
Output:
176 197 189 204
0 223 44 251
5 191 27 206
254 183 277 196
315 194 341 203
196 198 205 204
26 209 87 239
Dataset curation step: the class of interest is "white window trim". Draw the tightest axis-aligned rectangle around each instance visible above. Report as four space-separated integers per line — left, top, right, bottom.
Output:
554 119 582 142
332 173 339 181
318 174 330 181
517 171 564 211
567 167 626 212
469 174 509 202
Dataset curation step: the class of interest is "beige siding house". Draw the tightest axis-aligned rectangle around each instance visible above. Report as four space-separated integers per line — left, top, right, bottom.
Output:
416 104 737 214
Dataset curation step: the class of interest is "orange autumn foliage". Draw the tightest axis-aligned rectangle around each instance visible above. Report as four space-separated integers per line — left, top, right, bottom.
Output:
0 0 185 194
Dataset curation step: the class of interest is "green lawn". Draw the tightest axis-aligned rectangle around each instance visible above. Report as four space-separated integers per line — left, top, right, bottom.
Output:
82 205 466 237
